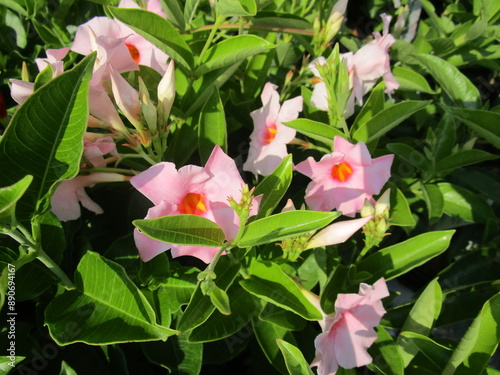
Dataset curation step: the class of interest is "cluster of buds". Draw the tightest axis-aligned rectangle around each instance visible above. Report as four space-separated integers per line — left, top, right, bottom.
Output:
279 234 311 261
228 184 255 223
312 0 348 55
361 189 391 248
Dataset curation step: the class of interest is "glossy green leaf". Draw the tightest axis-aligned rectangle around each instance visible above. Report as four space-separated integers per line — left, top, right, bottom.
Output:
443 292 500 375
436 150 498 172
217 0 257 17
195 35 274 76
254 154 293 219
277 339 314 375
239 260 322 320
420 183 444 223
45 251 177 345
438 182 497 223
177 257 240 332
412 54 481 109
455 168 500 204
356 230 454 283
259 303 306 331
0 356 25 374
0 175 33 225
368 326 405 375
387 143 430 172
284 118 344 148
133 214 226 246
252 12 312 30
400 332 452 370
389 185 416 227
353 101 430 143
142 332 203 374
444 106 500 149
198 88 227 164
108 7 194 72
0 53 95 222
320 264 349 315
352 82 386 133
0 0 27 15
392 66 436 94
189 283 261 342
159 0 185 30
397 279 442 367
238 210 341 247
252 318 296 374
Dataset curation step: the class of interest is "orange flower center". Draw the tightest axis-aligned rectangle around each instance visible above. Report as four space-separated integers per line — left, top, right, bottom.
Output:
126 43 140 63
263 123 278 144
331 162 353 182
180 193 207 215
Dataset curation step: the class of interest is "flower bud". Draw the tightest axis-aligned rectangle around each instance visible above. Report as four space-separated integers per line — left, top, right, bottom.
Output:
157 60 175 123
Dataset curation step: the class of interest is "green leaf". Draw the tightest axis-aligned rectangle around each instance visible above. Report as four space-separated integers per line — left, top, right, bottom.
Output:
217 0 257 17
443 292 500 375
259 303 306 331
252 318 296 374
389 185 416 227
159 0 185 30
177 257 240 332
238 210 341 247
436 150 498 172
0 175 33 225
438 182 497 223
133 214 226 247
444 106 500 149
0 356 25 374
108 7 194 72
45 251 177 345
210 285 231 315
352 82 386 133
356 231 455 283
352 101 430 144
420 183 444 223
239 260 322 320
368 326 405 375
254 154 293 219
276 339 315 375
252 12 312 30
412 54 481 109
320 264 349 315
400 332 452 370
142 332 203 374
198 88 227 164
195 35 274 76
4 10 26 48
0 53 95 222
397 279 442 367
188 283 260 342
284 118 344 148
0 0 27 15
392 66 436 94
387 143 430 172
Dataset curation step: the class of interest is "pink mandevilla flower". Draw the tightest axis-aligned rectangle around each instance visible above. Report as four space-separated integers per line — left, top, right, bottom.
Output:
295 136 393 217
118 0 167 18
243 82 303 176
131 146 259 263
311 278 389 375
72 16 169 80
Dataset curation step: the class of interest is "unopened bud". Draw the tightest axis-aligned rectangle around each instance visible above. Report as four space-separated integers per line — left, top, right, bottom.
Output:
375 189 391 217
360 199 375 217
157 60 175 123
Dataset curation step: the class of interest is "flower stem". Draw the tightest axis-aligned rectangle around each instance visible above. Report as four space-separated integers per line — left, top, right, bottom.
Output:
36 248 75 289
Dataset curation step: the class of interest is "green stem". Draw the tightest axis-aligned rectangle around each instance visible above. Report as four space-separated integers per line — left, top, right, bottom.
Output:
198 15 224 63
205 244 230 274
82 167 137 176
37 248 75 289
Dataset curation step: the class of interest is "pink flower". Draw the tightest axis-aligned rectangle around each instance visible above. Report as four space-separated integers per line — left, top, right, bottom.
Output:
243 82 303 176
131 146 259 263
72 16 169 78
295 136 393 217
35 47 70 77
51 173 127 221
118 0 167 18
83 134 119 168
311 278 389 375
9 80 34 105
344 13 399 107
306 215 372 249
